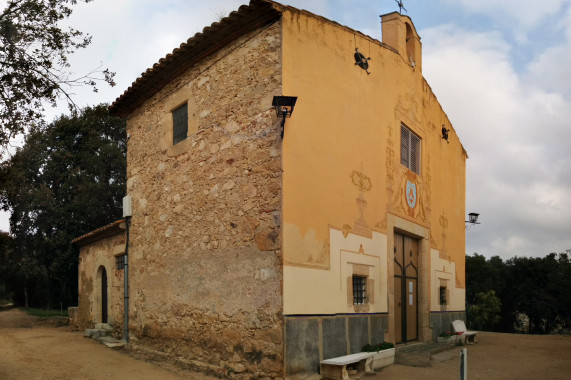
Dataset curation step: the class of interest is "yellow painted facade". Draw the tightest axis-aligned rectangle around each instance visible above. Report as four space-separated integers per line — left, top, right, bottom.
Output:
279 8 467 343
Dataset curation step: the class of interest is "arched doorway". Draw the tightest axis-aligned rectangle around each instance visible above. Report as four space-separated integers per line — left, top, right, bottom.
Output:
98 266 108 324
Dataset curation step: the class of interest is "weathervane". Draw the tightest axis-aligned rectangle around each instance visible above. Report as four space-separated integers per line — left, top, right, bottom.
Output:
395 0 407 14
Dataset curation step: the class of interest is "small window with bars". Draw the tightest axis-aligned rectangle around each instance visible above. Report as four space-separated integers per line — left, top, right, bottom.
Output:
172 103 188 145
116 254 126 270
400 124 421 174
353 275 367 305
440 286 447 306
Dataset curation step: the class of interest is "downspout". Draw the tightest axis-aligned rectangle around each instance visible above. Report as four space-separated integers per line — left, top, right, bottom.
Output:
123 132 132 343
123 215 130 343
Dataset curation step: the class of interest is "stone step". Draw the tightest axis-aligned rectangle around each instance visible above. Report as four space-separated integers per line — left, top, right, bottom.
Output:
84 328 111 338
94 323 114 331
395 341 457 367
96 335 125 348
395 349 431 367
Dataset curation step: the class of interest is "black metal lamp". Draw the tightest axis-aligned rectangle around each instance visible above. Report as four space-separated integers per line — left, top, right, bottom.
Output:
442 126 450 143
272 95 297 138
465 212 480 230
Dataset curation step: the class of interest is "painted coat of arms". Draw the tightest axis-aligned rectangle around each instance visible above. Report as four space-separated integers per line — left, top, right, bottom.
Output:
406 180 417 208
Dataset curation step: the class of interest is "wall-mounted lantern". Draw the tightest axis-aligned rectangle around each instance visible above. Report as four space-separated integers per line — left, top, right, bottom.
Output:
442 125 450 143
354 48 371 75
465 212 480 230
272 95 297 139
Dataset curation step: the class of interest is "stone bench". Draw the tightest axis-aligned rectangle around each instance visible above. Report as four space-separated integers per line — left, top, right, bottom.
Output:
320 352 375 380
452 319 478 344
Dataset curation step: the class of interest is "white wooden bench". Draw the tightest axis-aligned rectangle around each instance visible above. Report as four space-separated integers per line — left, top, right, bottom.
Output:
452 319 478 344
320 352 375 380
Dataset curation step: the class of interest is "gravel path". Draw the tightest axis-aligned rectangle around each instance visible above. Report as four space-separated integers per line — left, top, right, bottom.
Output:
371 331 571 380
1 307 570 379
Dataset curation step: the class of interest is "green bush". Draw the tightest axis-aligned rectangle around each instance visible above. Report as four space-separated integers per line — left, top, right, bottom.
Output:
361 342 395 352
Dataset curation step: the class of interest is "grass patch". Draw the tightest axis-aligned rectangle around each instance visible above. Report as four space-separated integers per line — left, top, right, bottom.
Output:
21 307 68 318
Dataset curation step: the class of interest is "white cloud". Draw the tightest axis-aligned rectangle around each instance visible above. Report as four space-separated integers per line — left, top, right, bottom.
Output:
446 0 569 30
421 26 518 149
61 0 246 110
524 4 571 96
422 23 571 258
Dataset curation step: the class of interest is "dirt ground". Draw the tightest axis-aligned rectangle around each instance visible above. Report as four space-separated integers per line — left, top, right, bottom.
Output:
0 307 217 380
1 307 570 380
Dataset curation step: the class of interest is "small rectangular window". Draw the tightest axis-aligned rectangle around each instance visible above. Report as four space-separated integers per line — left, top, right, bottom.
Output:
439 286 447 306
116 255 126 270
172 103 188 145
400 124 421 174
353 275 367 305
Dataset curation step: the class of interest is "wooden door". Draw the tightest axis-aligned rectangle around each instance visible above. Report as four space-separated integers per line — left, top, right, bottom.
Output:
101 267 108 323
394 234 404 344
394 233 418 343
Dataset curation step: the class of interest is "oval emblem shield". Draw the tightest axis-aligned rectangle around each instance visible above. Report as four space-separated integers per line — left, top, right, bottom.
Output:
406 180 417 209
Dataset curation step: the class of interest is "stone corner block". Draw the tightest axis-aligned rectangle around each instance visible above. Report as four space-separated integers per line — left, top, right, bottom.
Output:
255 230 280 251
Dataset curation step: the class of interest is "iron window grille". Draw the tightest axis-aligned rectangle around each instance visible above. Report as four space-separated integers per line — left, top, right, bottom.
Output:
353 275 367 305
400 124 421 174
172 103 188 145
116 255 126 270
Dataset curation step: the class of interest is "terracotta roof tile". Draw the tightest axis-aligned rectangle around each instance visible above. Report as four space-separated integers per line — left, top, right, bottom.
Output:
109 0 281 117
72 219 126 247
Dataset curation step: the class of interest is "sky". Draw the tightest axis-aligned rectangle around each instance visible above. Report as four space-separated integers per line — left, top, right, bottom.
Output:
1 0 570 260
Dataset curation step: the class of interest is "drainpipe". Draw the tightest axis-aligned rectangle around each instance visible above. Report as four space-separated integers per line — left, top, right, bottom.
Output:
123 215 130 343
122 195 133 343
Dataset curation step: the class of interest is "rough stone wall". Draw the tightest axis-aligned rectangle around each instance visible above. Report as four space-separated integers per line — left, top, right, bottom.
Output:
125 22 283 379
77 232 126 332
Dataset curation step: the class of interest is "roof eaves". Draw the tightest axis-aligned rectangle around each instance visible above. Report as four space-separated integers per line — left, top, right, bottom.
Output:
72 219 126 247
110 0 281 118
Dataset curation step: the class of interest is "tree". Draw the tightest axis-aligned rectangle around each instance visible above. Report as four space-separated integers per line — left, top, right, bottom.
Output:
0 0 115 148
0 104 125 308
466 253 502 304
467 251 571 334
0 231 14 302
507 253 571 333
468 290 502 331
0 230 45 308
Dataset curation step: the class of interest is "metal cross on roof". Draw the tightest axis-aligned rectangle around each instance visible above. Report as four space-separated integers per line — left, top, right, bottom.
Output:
395 0 407 14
